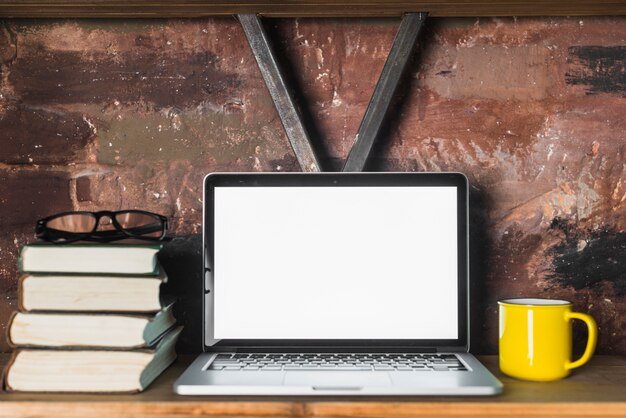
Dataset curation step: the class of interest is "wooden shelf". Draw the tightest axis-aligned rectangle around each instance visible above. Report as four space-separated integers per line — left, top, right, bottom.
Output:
1 0 626 18
1 355 625 418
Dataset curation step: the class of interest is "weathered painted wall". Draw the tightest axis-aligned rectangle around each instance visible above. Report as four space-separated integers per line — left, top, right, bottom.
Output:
0 17 625 354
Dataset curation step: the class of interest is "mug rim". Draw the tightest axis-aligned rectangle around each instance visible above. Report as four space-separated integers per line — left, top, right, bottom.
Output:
498 298 572 307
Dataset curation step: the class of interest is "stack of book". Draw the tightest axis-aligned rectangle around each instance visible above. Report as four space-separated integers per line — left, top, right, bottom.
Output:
3 242 181 393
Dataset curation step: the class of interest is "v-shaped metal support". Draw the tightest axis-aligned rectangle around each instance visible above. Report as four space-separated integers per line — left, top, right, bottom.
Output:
239 13 426 173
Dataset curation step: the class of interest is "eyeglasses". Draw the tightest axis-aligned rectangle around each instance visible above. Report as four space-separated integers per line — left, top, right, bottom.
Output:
36 210 169 244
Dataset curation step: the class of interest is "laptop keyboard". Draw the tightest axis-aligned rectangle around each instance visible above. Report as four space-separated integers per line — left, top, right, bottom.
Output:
207 353 467 371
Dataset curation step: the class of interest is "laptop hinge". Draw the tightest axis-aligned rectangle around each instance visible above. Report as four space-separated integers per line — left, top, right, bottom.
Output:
441 347 468 353
209 346 441 353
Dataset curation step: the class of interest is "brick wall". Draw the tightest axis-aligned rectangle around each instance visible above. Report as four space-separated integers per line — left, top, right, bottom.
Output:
0 17 625 353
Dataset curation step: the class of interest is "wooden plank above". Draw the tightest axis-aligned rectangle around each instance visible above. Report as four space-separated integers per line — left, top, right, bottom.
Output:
0 0 626 18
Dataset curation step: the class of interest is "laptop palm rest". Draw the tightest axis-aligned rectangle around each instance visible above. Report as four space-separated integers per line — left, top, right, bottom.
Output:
285 371 392 387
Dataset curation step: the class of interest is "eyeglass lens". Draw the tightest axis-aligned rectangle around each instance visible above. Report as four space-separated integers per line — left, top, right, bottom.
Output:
114 211 163 237
46 213 97 234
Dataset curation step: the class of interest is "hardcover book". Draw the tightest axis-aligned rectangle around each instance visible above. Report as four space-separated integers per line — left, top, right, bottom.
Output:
18 268 168 312
4 327 181 393
19 242 163 275
8 304 176 349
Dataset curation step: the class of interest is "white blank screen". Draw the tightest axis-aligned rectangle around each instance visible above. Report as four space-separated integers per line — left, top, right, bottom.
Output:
213 186 458 340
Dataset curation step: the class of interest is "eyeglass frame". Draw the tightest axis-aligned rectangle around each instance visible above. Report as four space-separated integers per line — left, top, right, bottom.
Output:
35 210 169 244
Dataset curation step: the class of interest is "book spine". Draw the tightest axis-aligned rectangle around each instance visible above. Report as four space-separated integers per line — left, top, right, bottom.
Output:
2 351 19 392
17 275 27 312
4 311 18 349
17 247 25 274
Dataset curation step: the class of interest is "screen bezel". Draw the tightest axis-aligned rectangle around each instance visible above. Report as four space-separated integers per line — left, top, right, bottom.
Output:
203 172 469 351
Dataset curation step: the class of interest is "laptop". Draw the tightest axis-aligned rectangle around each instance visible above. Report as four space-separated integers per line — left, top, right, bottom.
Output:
174 172 503 395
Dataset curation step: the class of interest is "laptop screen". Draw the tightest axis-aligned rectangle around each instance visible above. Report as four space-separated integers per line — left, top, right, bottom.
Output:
206 174 465 344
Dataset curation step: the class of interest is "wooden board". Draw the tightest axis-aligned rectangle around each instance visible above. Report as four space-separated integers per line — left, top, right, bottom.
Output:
1 355 625 418
1 0 626 18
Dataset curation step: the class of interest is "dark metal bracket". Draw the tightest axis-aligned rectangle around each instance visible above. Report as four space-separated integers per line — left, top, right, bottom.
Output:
239 14 322 172
342 13 425 172
239 13 427 173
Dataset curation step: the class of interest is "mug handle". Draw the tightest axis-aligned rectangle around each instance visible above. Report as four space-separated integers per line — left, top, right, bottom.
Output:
564 312 598 370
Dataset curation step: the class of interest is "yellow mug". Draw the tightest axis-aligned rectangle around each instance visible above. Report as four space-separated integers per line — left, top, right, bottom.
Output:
498 298 597 381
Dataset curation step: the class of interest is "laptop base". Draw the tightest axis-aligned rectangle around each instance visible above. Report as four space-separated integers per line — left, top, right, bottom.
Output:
174 353 502 396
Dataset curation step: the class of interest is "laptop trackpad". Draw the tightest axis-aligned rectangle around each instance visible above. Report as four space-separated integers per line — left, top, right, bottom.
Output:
284 371 391 387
